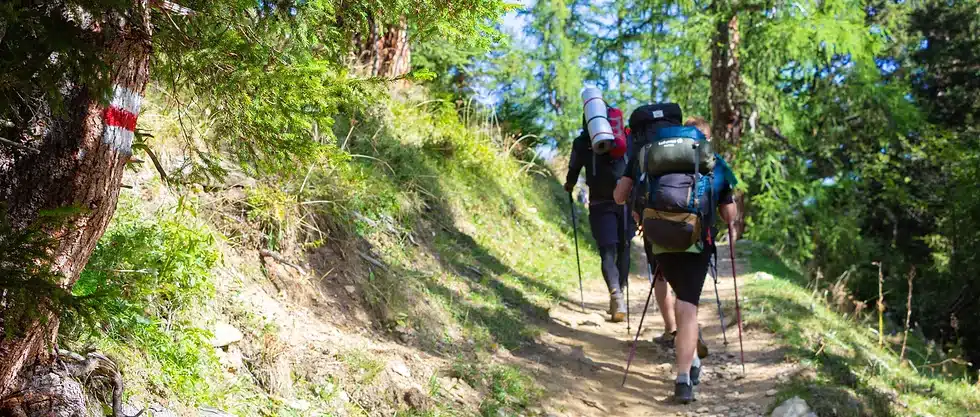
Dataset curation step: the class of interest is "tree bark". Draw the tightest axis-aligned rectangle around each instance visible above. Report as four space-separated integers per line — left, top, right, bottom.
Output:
0 1 152 396
709 12 747 237
352 14 411 79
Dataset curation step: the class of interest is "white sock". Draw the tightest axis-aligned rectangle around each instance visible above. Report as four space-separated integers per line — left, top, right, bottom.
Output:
676 372 690 385
692 353 701 369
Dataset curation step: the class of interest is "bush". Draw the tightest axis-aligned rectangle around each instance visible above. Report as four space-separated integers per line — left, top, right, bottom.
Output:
61 197 221 405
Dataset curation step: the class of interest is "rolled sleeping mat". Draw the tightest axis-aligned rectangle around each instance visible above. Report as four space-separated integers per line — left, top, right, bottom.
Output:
581 87 615 154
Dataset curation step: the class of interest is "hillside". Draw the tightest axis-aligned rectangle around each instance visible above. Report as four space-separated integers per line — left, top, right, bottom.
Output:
59 85 597 416
57 84 980 417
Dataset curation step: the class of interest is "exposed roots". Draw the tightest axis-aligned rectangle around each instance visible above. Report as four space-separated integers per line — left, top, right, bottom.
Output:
0 351 126 417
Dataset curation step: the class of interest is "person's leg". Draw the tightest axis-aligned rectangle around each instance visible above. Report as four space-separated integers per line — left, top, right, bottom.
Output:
646 241 676 334
599 244 626 321
673 299 699 379
656 276 676 333
656 252 710 403
590 205 625 321
599 244 621 295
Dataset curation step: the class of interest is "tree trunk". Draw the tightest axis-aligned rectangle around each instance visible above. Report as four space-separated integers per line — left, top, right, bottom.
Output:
352 14 411 79
709 12 747 238
0 1 152 397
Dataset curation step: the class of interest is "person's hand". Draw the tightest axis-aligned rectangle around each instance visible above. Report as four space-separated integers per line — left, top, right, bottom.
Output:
613 177 633 204
564 182 574 193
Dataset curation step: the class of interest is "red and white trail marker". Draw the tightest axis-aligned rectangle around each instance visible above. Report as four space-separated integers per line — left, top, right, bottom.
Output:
102 85 142 155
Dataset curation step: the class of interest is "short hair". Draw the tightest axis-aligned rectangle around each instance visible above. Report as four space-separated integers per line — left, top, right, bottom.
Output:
684 117 711 139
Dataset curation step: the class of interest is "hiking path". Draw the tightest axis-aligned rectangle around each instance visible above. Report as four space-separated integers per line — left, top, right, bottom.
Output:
507 239 796 417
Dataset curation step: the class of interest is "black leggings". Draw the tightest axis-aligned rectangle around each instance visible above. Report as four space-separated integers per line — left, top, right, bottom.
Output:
599 243 630 294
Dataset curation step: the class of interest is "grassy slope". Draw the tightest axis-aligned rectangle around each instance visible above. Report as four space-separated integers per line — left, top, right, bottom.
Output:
66 86 600 416
743 245 980 417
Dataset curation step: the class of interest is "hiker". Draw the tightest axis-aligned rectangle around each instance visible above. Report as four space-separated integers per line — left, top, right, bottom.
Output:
615 111 739 404
565 111 633 322
623 104 684 345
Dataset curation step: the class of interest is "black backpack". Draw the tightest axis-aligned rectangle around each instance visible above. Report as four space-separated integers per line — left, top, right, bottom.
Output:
627 103 683 210
637 127 717 253
628 103 683 152
629 104 718 254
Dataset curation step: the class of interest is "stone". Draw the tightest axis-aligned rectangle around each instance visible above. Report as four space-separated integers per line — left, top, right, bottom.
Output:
345 285 357 295
211 322 244 347
218 345 244 372
756 272 775 280
122 404 141 417
149 404 179 417
766 389 779 397
403 387 432 410
715 405 730 412
288 399 311 411
390 360 411 378
338 390 351 404
770 396 813 417
199 407 235 416
697 407 710 413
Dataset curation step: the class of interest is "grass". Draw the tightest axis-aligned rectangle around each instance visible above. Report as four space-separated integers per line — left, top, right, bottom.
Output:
742 245 980 417
450 359 543 416
341 351 386 385
68 85 596 416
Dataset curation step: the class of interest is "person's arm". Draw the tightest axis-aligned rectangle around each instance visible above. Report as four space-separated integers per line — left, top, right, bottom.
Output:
717 182 738 240
719 202 737 225
614 177 633 205
564 133 586 192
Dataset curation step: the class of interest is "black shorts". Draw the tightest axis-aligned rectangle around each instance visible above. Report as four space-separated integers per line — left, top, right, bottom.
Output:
654 249 712 305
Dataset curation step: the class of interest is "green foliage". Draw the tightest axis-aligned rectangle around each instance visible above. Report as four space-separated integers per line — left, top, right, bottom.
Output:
61 198 220 405
911 0 980 128
450 360 541 416
485 0 586 149
246 184 299 251
340 351 385 385
743 246 980 417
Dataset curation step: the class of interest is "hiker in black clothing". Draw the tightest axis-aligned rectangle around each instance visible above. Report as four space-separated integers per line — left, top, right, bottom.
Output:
564 127 633 322
615 109 739 404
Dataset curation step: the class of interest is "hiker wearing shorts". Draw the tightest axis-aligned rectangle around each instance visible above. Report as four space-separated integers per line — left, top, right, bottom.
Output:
615 114 739 403
565 125 633 323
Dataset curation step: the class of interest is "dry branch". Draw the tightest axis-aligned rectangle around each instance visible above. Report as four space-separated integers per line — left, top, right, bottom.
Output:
900 266 915 365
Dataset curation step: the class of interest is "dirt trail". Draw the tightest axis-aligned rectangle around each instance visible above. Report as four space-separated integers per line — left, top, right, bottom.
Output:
508 238 796 417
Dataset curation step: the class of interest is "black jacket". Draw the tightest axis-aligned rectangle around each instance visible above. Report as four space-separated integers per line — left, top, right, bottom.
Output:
565 130 626 203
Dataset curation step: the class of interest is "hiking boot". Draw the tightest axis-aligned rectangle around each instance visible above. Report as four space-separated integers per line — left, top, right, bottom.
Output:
673 382 695 404
654 330 676 348
690 364 701 386
697 326 709 359
609 291 626 322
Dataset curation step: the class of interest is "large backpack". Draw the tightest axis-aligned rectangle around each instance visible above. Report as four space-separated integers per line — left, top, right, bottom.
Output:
636 126 718 254
628 103 683 151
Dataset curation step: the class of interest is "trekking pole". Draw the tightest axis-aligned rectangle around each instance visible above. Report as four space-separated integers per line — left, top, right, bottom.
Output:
622 266 658 387
647 261 658 313
624 205 631 334
728 226 746 373
710 244 729 345
568 192 586 313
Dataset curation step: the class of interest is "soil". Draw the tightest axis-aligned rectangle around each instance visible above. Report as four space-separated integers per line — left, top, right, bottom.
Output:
506 238 797 417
